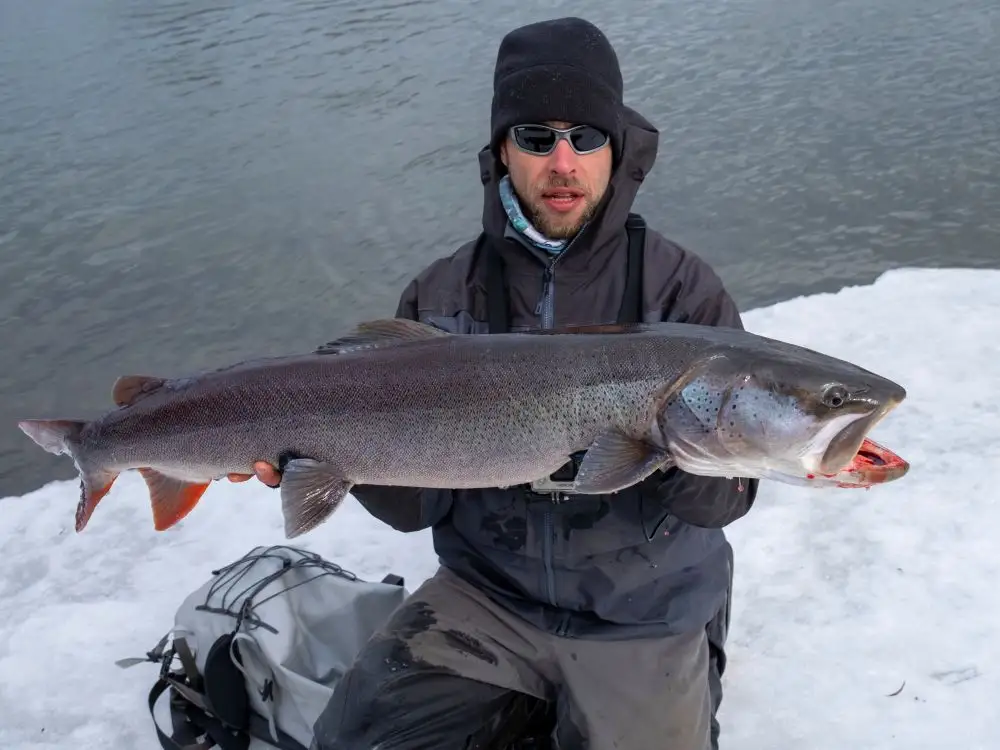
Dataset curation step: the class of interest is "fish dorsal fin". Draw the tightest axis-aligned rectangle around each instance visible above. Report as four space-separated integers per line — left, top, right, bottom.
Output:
315 318 450 355
112 375 167 407
522 323 647 336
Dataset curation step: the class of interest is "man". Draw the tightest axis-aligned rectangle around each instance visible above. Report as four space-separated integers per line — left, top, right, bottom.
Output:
233 16 758 750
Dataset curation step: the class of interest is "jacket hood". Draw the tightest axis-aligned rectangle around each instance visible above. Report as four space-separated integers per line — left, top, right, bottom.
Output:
477 104 660 266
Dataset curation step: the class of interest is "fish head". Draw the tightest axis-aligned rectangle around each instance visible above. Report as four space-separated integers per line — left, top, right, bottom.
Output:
654 347 909 488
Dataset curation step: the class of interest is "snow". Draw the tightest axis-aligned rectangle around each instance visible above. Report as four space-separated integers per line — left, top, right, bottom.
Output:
1 266 998 749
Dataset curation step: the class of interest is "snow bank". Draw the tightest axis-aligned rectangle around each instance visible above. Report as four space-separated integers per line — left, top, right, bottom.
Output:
1 267 997 748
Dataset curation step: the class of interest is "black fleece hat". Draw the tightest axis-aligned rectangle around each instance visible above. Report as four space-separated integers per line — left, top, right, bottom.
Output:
490 17 625 162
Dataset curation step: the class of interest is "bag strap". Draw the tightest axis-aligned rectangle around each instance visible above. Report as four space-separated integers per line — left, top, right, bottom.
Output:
484 234 510 334
617 212 646 324
144 639 313 750
147 676 250 750
143 637 251 750
484 214 646 333
147 678 209 750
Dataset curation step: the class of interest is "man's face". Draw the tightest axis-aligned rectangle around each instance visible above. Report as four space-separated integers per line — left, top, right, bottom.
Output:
500 121 613 239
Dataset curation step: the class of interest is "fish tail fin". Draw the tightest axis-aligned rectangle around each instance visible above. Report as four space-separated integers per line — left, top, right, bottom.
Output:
18 418 85 456
17 419 121 531
76 466 121 532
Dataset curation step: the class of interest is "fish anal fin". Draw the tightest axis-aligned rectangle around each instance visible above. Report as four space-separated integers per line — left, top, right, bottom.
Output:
315 318 449 355
137 468 210 531
573 428 673 494
112 376 167 407
279 458 353 537
76 467 121 532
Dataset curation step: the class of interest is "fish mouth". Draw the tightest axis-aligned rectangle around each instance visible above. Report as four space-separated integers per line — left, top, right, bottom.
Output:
817 436 910 488
818 386 905 475
820 415 873 474
806 385 908 487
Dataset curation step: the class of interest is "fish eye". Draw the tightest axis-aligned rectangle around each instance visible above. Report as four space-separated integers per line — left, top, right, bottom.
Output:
822 384 848 408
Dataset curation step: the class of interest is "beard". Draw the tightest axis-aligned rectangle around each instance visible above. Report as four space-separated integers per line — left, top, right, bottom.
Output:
518 175 603 239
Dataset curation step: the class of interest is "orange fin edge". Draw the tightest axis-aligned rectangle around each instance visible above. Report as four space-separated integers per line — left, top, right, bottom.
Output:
137 468 211 531
75 468 121 532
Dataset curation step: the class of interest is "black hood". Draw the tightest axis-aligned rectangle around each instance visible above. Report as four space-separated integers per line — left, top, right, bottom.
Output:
477 105 660 267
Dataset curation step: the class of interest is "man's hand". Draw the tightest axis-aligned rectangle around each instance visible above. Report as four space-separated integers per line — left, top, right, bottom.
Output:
226 461 282 488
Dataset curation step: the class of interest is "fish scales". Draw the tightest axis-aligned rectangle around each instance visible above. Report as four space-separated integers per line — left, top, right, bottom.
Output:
79 330 706 489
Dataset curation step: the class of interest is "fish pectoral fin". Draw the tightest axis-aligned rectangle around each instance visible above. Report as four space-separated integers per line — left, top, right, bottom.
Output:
314 318 449 355
573 429 673 494
279 459 353 538
112 375 167 407
137 468 211 531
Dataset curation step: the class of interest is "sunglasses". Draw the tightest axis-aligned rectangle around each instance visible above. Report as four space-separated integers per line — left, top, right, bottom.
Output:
509 124 610 156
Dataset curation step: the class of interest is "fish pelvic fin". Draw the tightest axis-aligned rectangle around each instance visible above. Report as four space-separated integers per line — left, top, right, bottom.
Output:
314 318 450 355
573 427 674 494
137 468 211 531
279 458 353 538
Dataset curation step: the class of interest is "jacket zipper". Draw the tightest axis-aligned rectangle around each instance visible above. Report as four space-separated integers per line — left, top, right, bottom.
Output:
533 262 555 328
523 230 585 620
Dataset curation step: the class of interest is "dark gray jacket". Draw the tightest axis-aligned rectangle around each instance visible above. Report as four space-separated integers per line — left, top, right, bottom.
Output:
351 105 759 640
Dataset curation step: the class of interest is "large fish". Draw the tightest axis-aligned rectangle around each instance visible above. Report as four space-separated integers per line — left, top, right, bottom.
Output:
17 319 909 538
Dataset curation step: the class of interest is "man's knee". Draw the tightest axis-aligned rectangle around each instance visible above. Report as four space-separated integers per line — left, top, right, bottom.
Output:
311 586 539 750
312 628 518 750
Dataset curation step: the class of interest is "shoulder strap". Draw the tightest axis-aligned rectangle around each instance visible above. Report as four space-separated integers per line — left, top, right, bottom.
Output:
616 212 646 324
142 634 310 750
145 636 250 750
483 235 511 334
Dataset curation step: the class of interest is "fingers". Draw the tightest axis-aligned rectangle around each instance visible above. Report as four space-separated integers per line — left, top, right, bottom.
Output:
253 461 282 488
226 462 282 487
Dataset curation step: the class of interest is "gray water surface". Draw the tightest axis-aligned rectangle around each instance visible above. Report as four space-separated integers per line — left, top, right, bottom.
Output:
1 0 998 498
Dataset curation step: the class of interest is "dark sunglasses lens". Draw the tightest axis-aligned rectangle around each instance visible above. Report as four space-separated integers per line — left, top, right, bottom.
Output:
513 125 609 154
570 127 608 152
514 126 557 153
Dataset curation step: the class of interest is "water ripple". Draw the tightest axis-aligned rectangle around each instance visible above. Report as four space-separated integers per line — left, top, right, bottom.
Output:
0 0 997 496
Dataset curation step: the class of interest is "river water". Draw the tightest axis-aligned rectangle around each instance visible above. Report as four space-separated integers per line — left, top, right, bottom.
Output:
1 0 997 498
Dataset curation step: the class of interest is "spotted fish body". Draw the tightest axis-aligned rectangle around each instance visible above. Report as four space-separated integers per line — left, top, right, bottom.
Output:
17 318 909 538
